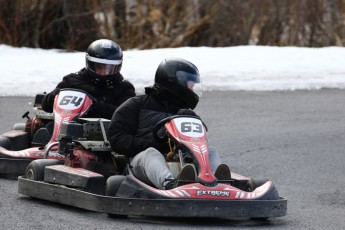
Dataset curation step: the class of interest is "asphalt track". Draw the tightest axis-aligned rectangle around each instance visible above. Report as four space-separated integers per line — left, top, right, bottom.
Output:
1 90 345 229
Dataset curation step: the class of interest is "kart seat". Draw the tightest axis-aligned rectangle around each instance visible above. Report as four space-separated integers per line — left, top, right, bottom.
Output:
0 136 11 149
32 128 51 147
34 93 46 109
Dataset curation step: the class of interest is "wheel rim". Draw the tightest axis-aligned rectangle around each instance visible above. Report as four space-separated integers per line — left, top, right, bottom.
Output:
26 169 34 180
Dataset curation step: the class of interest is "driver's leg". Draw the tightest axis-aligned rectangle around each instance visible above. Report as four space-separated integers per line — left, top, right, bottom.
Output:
130 147 174 189
208 146 221 173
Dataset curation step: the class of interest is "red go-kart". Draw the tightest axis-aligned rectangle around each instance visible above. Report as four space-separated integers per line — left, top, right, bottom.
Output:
18 89 287 219
0 90 91 178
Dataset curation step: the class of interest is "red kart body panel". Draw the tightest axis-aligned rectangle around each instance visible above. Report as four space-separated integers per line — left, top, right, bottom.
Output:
126 173 275 201
0 146 62 159
49 90 92 145
0 89 93 178
165 117 217 184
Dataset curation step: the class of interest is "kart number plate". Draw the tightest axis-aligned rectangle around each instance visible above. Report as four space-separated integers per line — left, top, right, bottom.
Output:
173 117 205 138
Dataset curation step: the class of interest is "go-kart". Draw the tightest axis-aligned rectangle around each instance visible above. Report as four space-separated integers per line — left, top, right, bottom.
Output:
18 88 287 219
0 91 68 179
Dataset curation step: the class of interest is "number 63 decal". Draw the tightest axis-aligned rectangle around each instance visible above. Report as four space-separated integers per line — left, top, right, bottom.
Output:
181 122 202 133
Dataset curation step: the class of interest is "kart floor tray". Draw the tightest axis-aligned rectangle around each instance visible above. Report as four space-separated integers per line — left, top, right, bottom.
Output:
18 176 287 219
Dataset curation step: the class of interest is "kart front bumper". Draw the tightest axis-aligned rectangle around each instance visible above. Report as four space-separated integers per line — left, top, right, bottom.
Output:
18 176 287 219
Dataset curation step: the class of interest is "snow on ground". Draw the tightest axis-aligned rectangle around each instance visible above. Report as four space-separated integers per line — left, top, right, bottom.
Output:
1 44 345 96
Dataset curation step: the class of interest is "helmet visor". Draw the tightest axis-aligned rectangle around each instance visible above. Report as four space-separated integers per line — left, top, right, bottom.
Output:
86 55 122 76
176 70 203 97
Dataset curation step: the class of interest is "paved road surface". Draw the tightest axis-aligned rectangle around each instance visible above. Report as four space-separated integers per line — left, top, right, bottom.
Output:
1 90 345 229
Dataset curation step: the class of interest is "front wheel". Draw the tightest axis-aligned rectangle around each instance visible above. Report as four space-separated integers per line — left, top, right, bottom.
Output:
25 159 61 181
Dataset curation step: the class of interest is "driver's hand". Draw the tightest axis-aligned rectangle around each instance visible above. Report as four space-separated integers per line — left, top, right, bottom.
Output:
177 109 207 131
85 100 102 117
177 109 198 117
156 127 167 139
52 88 61 96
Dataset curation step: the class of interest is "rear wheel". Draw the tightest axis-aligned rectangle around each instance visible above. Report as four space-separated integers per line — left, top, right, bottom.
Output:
25 159 61 181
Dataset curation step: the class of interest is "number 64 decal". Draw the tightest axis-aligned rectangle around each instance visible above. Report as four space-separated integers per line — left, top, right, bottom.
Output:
181 122 202 133
59 96 83 107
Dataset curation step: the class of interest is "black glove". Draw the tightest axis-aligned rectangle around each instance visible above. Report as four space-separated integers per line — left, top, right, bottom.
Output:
156 126 167 139
86 101 114 119
177 109 198 117
47 88 60 101
41 88 61 113
51 88 61 96
176 109 207 131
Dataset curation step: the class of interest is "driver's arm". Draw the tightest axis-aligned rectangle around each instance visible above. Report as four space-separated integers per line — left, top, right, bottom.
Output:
41 88 59 113
107 97 151 157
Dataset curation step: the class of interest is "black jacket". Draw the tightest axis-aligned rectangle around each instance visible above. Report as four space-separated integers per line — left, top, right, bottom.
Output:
41 68 136 119
107 85 192 157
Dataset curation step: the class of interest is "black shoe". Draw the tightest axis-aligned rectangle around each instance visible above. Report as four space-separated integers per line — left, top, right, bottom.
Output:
164 164 196 190
214 164 231 180
177 164 196 183
164 179 175 190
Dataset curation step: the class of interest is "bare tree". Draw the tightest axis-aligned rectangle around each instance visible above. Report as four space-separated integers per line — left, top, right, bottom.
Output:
1 0 345 50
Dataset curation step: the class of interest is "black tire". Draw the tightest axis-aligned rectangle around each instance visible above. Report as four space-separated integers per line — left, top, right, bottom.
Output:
246 178 269 192
0 136 11 149
106 175 126 197
12 123 26 131
25 159 61 181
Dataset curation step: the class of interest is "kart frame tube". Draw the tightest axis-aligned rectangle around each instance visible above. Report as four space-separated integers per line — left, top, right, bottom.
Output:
18 176 287 219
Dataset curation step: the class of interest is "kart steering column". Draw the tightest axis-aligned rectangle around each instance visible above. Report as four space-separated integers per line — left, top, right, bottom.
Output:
44 142 59 159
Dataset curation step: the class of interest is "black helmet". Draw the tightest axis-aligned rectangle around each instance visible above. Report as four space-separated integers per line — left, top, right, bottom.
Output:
85 39 123 85
155 58 202 109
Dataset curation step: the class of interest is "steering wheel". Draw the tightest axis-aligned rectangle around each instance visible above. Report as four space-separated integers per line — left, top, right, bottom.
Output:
152 116 175 141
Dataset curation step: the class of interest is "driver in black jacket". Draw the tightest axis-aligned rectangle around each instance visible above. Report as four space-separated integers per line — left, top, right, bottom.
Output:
107 58 230 190
42 39 135 120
